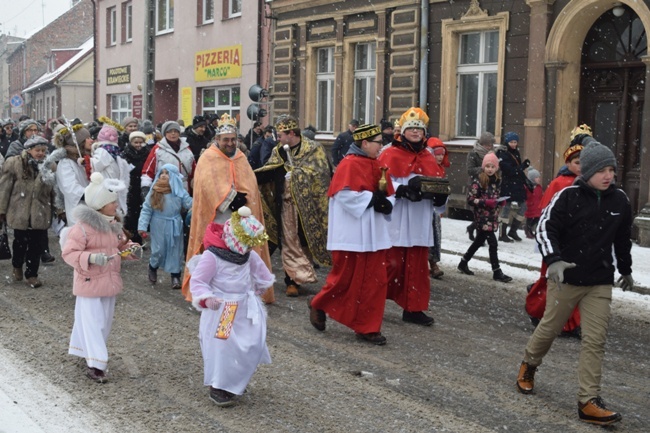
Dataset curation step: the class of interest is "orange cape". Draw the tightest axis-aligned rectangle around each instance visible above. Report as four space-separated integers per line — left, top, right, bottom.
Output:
181 146 274 303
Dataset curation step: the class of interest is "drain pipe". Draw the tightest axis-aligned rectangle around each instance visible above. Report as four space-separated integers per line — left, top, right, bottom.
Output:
419 0 429 110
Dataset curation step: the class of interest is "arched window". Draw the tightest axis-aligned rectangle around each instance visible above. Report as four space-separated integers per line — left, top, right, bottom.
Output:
582 7 647 64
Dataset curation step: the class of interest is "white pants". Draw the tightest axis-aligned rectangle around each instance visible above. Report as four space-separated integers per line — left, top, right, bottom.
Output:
68 296 116 371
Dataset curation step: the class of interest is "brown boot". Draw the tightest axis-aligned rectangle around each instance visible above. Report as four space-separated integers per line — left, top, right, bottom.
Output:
516 361 537 394
286 284 300 297
429 261 444 279
26 277 42 288
13 267 23 282
307 296 326 331
578 397 622 425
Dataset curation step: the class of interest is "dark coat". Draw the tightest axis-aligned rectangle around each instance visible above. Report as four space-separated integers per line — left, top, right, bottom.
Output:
183 128 211 161
331 130 354 166
467 174 501 232
537 178 632 286
496 145 527 203
122 144 152 234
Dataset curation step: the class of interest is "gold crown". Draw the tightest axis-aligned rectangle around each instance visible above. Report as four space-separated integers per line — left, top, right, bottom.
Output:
569 124 592 140
275 115 299 132
58 123 84 137
563 144 584 162
97 115 125 132
353 124 382 141
398 107 429 130
393 119 401 128
217 113 238 134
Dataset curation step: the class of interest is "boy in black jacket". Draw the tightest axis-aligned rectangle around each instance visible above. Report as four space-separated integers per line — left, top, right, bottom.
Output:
516 138 633 426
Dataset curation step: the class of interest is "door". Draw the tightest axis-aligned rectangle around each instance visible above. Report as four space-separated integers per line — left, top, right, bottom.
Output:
579 6 647 214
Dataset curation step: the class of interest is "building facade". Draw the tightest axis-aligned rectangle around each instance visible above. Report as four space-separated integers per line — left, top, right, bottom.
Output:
94 0 272 131
268 0 650 244
5 0 94 119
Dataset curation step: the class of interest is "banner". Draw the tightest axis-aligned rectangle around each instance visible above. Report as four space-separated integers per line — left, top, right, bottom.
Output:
181 87 193 127
195 45 242 82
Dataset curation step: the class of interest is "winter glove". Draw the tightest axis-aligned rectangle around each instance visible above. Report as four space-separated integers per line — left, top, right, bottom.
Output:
431 193 449 207
521 159 531 170
617 274 634 292
570 133 590 146
89 253 110 266
138 230 149 239
204 297 222 311
141 186 150 201
372 190 393 215
407 176 422 192
229 192 248 212
547 260 577 287
58 212 67 225
484 199 497 208
395 185 422 202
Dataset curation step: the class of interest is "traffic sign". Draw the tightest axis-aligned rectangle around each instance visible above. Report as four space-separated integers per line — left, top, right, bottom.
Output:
10 95 23 108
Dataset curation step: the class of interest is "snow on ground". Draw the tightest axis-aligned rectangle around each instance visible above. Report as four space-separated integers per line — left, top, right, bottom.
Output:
439 216 650 319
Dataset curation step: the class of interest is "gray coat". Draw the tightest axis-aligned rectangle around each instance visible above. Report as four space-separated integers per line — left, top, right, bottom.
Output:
0 152 56 230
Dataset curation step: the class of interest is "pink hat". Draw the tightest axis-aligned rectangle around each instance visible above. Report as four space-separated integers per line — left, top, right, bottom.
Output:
482 152 500 168
97 124 119 145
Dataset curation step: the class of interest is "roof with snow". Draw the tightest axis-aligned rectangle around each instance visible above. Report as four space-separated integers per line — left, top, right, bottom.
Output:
22 37 94 94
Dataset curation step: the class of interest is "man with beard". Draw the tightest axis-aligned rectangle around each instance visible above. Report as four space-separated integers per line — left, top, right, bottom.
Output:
378 107 438 326
182 114 274 304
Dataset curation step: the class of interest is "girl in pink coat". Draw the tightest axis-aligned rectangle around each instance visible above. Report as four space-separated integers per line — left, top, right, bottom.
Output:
62 172 135 383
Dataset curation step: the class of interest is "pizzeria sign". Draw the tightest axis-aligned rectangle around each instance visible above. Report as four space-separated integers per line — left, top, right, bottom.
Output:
195 45 242 82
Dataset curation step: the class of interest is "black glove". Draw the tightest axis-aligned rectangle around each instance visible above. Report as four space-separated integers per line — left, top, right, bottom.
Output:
372 190 393 215
229 192 248 211
431 193 449 207
407 176 422 192
141 186 150 201
521 159 530 170
396 185 422 202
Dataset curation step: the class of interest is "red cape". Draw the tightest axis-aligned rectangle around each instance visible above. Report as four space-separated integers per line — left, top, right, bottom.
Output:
328 155 395 196
378 144 439 178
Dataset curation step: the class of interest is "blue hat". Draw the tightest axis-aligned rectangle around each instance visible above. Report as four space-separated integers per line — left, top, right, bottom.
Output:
504 132 519 144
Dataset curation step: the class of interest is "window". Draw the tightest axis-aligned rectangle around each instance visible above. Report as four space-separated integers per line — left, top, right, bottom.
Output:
227 0 241 18
108 7 117 46
353 43 376 125
203 0 214 23
125 2 133 42
439 11 508 142
110 93 132 124
456 31 498 137
316 47 335 132
201 86 240 120
156 0 174 34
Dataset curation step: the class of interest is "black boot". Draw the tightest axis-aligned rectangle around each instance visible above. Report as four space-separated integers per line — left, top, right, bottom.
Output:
466 223 475 241
493 268 513 283
457 258 474 275
499 223 513 243
508 220 523 242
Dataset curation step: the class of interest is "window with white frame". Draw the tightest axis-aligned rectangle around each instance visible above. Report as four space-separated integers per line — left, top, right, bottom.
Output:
456 31 498 138
203 0 214 23
201 86 240 120
125 2 133 42
228 0 242 18
110 93 132 124
108 6 117 46
316 47 335 132
156 0 174 34
353 43 376 125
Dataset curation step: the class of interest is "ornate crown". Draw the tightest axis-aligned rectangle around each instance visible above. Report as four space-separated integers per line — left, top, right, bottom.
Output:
97 115 125 132
398 107 429 130
569 124 592 140
275 115 299 132
217 113 238 134
352 124 382 141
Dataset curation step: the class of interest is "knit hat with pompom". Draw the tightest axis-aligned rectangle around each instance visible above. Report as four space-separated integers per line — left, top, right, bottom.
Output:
84 172 125 210
97 124 119 145
222 207 269 255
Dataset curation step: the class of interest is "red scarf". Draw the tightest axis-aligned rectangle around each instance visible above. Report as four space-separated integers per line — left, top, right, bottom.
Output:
203 223 228 250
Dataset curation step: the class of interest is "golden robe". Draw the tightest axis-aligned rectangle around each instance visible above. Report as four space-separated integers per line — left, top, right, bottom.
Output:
255 136 332 267
182 145 275 303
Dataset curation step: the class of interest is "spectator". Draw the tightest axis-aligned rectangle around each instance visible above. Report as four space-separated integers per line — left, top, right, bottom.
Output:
331 119 359 166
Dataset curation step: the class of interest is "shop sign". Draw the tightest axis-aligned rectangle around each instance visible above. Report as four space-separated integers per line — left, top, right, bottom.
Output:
133 95 143 118
107 65 131 85
195 45 242 82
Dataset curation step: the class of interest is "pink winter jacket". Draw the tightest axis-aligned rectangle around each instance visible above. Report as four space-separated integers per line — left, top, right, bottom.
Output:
62 205 128 298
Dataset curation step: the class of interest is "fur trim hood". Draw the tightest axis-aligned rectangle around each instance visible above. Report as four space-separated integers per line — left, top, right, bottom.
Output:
72 204 123 234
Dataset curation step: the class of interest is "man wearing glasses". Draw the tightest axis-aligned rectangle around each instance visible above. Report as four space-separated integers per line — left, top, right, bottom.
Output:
6 119 42 159
1 119 19 158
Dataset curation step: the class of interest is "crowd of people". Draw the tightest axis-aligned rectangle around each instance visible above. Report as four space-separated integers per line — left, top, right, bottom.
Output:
0 110 635 424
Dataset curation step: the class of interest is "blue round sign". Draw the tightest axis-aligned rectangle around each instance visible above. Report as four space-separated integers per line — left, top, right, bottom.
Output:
10 95 23 108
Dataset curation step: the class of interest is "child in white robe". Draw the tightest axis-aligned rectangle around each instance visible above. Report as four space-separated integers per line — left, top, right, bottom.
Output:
189 206 275 406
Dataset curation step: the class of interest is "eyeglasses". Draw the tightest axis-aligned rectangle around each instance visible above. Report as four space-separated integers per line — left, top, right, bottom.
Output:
369 139 384 144
26 128 39 132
